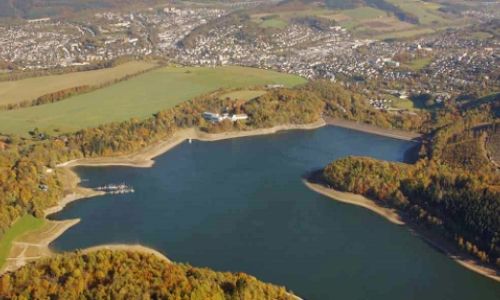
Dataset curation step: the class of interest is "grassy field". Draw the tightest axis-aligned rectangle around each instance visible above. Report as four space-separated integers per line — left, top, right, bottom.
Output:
251 8 335 29
252 7 388 29
218 90 267 101
258 16 288 29
470 31 494 41
0 61 157 106
403 57 433 71
0 66 306 136
392 98 416 110
250 4 457 40
252 6 422 39
0 215 45 269
386 0 444 25
374 27 436 40
341 6 387 20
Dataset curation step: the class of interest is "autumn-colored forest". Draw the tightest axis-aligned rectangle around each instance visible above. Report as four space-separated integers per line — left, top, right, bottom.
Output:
0 250 294 299
0 78 497 293
322 97 500 268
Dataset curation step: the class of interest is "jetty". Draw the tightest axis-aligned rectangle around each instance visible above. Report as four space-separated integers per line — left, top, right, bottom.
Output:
95 183 135 194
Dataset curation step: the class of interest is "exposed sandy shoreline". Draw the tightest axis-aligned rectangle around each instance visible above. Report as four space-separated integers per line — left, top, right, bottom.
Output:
7 118 497 284
57 118 421 170
304 179 500 283
324 117 422 141
4 118 496 285
304 180 404 225
2 121 326 275
58 120 327 168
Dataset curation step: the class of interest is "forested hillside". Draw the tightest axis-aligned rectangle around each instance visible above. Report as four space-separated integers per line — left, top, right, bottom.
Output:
0 250 294 299
320 98 500 269
0 80 424 243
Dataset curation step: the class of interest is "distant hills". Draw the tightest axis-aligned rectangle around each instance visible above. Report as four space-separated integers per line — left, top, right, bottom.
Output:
0 0 160 19
0 0 458 24
280 0 420 23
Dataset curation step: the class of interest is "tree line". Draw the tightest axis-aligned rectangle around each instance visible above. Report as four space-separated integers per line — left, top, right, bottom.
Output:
0 80 426 242
0 249 295 299
321 98 500 268
0 63 162 111
0 79 444 295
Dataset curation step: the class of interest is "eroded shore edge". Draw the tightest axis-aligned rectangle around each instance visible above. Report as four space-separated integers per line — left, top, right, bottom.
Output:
3 122 331 299
7 119 497 284
1 121 327 293
303 179 500 283
1 118 435 292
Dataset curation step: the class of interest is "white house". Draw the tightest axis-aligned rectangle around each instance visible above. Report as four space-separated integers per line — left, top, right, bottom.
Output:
202 112 248 123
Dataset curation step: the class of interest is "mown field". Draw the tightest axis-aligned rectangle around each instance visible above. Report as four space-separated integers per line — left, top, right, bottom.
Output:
0 66 306 136
386 0 443 25
218 90 267 101
0 215 45 269
402 57 433 71
0 61 157 106
251 4 448 39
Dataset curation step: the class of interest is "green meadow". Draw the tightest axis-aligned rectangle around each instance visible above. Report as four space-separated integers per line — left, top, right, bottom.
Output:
0 66 306 136
403 57 433 71
218 90 267 101
0 61 156 106
0 215 45 269
386 0 444 25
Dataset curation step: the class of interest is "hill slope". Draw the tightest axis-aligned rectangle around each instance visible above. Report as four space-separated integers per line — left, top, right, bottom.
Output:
0 249 295 299
0 0 154 18
279 0 421 23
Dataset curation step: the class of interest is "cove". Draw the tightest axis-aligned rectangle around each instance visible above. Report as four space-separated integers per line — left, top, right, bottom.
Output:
50 126 500 300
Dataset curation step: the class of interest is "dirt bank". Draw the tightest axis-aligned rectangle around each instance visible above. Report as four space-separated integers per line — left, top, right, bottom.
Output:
2 121 326 275
304 179 500 283
58 120 327 168
324 117 422 141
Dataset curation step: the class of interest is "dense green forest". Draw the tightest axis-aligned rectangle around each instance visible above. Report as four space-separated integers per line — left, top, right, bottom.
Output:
320 98 500 268
0 250 294 299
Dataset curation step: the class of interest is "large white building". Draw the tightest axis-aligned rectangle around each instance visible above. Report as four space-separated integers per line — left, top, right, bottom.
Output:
203 112 248 123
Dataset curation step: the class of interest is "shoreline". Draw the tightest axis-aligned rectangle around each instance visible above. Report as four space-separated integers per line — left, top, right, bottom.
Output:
2 121 326 275
0 118 420 282
58 120 327 169
304 180 405 225
3 118 495 289
303 179 500 283
56 117 423 169
324 117 422 142
0 219 80 274
82 244 172 263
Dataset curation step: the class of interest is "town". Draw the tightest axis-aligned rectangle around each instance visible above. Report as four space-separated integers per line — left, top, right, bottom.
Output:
0 1 498 110
0 1 499 298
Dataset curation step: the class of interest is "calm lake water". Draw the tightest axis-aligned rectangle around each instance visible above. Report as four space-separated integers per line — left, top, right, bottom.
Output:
51 126 500 300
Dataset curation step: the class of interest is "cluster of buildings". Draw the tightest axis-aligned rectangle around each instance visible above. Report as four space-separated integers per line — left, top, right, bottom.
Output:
202 112 248 123
369 99 392 111
176 22 357 80
0 6 225 69
0 2 498 107
175 14 498 99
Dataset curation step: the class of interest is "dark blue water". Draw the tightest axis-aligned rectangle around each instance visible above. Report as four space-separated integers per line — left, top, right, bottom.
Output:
51 126 500 300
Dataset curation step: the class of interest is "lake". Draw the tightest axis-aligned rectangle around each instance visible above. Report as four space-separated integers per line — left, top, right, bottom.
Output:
50 126 500 300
